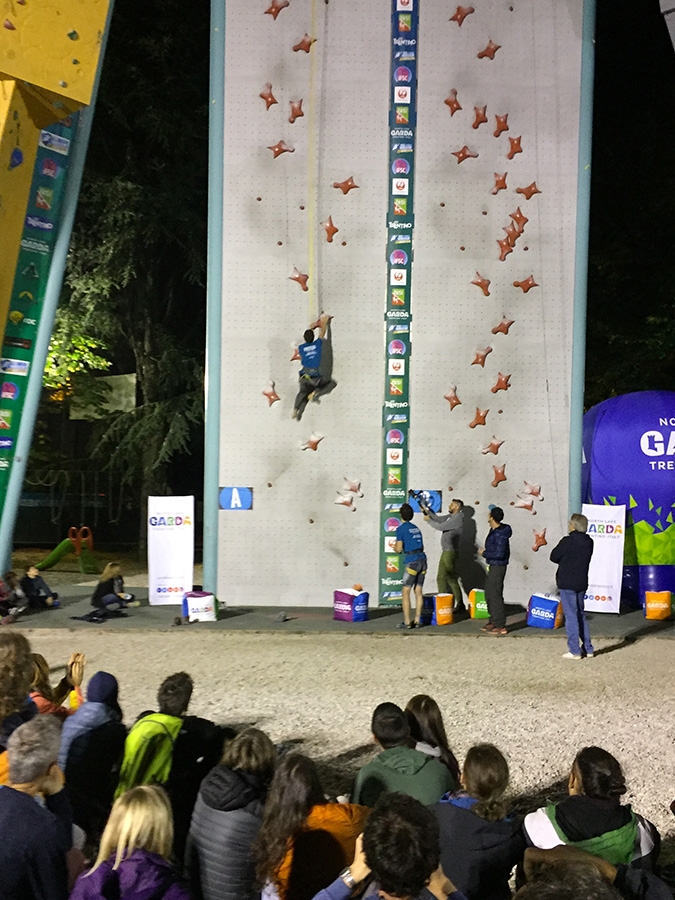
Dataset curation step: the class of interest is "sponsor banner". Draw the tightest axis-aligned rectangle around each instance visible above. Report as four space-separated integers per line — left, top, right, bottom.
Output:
0 116 76 504
582 503 625 614
379 0 419 605
148 495 195 605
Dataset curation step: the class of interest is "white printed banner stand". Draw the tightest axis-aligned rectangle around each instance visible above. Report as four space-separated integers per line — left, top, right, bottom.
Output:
148 496 195 605
582 503 625 613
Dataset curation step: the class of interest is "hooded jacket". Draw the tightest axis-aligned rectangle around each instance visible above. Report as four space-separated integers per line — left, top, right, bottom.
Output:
484 524 512 567
353 745 455 807
70 850 190 900
433 795 526 900
185 764 267 900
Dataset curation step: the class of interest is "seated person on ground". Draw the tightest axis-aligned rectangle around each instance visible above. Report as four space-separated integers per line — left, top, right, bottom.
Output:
20 565 59 609
352 702 456 808
404 695 461 785
522 746 659 869
186 727 277 900
432 743 526 900
29 651 85 721
0 715 72 900
255 752 369 900
70 784 191 900
310 792 466 900
91 562 139 610
116 671 227 862
59 670 127 843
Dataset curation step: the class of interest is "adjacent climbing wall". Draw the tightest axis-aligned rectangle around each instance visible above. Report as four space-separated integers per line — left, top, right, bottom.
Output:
218 0 585 607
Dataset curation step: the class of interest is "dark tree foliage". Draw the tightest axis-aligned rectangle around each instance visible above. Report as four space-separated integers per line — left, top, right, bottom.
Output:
61 0 211 543
586 0 675 407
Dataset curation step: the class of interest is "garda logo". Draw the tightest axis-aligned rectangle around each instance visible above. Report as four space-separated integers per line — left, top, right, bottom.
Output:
387 429 405 445
390 249 408 266
532 608 554 620
587 523 622 535
148 515 192 527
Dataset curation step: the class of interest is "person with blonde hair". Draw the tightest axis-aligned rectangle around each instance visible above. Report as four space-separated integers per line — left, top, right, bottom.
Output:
186 727 277 900
29 651 85 721
91 562 140 610
0 631 36 784
70 785 190 899
432 744 526 900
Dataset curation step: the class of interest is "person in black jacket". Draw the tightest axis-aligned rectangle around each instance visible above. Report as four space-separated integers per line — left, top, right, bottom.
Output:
549 513 595 660
480 507 513 636
186 727 277 900
433 743 526 900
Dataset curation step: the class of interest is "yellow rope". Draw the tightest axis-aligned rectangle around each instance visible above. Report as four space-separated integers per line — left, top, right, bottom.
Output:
307 0 318 321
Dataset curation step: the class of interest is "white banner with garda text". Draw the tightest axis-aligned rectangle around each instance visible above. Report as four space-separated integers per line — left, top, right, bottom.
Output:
582 503 625 614
148 495 194 605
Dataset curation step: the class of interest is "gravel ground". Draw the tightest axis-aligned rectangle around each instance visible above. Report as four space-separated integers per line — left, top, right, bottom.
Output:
24 628 675 858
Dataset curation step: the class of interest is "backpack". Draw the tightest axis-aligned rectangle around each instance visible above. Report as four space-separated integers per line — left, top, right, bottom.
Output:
115 713 183 798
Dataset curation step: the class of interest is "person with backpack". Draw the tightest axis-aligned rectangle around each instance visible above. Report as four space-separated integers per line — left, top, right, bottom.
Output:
116 672 227 862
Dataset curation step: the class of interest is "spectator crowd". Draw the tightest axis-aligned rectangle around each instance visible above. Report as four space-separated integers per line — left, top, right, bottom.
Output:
0 630 672 900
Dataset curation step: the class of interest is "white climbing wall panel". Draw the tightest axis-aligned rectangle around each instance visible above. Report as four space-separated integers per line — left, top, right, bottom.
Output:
218 0 584 607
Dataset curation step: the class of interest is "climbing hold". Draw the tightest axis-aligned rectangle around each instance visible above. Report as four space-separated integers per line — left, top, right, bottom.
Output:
9 148 23 170
497 237 513 261
491 373 511 393
289 267 309 291
494 114 509 137
268 483 273 488
301 432 324 451
450 5 475 26
506 136 523 159
335 493 356 511
262 382 280 406
481 437 504 455
452 145 479 164
532 528 548 551
491 465 507 487
491 317 515 336
514 497 536 513
444 386 462 410
290 347 301 361
513 275 538 293
471 272 491 296
516 181 541 200
502 222 519 246
469 408 489 428
472 106 488 129
472 347 493 367
444 89 462 116
492 173 507 195
342 479 364 497
333 176 359 195
510 207 529 233
522 481 544 500
293 33 316 53
260 83 277 110
343 561 349 567
477 39 501 60
267 140 294 158
3 19 16 31
59 81 68 88
265 0 290 19
321 216 339 242
309 312 333 329
289 99 304 123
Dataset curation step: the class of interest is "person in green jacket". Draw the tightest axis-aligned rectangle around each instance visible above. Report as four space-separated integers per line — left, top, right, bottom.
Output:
353 703 456 808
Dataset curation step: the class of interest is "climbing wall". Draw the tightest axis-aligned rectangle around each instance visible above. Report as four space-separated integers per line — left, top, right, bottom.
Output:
218 0 585 607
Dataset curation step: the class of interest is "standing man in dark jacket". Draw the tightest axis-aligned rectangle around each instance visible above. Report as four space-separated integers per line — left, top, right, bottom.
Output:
480 507 512 636
550 513 595 660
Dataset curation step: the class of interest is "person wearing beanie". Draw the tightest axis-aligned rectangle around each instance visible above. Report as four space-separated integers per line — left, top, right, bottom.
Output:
479 507 512 636
59 672 127 841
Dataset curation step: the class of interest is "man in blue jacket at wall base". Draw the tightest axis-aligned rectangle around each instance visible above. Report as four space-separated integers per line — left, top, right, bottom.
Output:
480 507 512 636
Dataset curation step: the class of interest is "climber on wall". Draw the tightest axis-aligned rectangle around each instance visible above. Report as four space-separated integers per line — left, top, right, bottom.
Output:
292 313 337 421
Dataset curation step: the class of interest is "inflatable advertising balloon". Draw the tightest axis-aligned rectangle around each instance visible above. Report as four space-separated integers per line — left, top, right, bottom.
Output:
582 391 675 606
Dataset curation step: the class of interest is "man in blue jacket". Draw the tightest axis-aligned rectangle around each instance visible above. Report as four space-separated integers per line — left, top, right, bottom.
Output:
480 507 512 636
550 513 595 660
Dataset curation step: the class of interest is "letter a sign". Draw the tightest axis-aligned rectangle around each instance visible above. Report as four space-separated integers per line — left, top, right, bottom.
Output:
219 486 253 511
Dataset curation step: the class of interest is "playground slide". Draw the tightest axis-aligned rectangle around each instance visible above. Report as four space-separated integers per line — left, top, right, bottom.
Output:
36 538 73 570
36 529 98 574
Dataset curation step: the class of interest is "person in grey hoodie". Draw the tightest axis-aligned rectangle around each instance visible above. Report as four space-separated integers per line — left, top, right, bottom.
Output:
353 703 455 808
185 727 277 900
423 499 465 612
